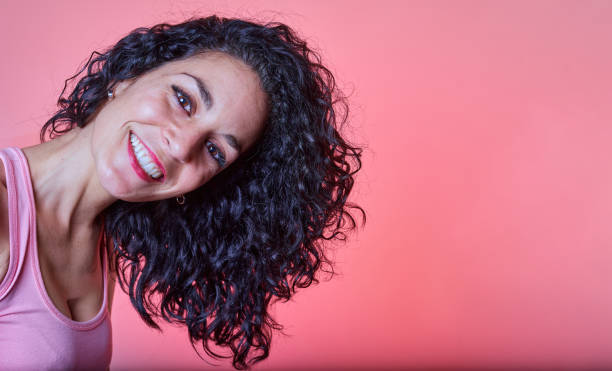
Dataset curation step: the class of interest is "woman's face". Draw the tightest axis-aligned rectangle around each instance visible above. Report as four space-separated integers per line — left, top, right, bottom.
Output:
89 51 268 202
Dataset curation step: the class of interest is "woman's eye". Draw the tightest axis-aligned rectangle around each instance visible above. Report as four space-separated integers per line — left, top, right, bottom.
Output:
206 141 226 167
172 85 192 115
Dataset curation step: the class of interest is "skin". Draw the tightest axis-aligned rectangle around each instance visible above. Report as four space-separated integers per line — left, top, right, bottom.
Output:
0 51 268 322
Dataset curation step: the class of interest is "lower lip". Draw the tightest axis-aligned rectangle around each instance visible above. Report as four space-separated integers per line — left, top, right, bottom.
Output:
127 133 161 183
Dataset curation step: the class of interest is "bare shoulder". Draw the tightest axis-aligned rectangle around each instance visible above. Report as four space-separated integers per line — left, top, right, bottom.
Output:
0 159 9 285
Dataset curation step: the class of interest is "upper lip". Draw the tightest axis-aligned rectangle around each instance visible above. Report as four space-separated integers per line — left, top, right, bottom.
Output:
130 131 167 181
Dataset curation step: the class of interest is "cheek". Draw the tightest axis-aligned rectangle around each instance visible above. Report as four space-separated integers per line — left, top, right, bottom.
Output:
94 151 131 198
181 165 216 193
133 91 173 122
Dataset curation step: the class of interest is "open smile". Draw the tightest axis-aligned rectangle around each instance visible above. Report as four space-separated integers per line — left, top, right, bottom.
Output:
127 131 166 182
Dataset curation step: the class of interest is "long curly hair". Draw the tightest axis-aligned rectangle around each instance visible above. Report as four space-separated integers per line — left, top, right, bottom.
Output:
41 16 364 369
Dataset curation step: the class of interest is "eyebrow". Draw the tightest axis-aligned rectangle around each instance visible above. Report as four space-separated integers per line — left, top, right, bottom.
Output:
223 134 242 153
181 72 212 109
180 73 241 154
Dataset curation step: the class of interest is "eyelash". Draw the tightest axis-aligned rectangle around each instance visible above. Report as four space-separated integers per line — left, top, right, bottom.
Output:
172 85 193 115
206 141 226 167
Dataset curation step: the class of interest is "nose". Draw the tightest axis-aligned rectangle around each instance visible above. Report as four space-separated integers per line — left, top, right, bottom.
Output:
161 123 202 164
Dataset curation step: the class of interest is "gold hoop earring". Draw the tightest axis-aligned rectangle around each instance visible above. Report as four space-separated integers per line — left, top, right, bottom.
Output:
176 194 185 205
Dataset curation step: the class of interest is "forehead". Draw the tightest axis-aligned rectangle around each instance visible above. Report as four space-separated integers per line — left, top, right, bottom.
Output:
156 51 257 82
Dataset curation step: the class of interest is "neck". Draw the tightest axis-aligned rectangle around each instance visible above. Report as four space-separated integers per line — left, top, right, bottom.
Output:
22 124 117 238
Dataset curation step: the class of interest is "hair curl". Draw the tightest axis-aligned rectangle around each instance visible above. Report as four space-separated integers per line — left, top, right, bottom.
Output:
42 16 364 369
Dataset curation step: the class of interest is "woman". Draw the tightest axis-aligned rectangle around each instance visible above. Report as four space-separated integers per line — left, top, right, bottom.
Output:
0 15 363 370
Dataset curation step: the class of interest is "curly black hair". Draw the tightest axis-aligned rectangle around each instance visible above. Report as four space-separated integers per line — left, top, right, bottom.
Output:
41 15 364 370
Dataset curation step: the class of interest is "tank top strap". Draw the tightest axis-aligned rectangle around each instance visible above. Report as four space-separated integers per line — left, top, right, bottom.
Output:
0 147 36 301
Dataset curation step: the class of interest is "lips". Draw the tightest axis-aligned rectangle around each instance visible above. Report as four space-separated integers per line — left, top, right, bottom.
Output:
127 131 166 182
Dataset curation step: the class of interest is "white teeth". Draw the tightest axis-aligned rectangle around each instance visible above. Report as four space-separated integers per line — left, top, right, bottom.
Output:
130 133 162 179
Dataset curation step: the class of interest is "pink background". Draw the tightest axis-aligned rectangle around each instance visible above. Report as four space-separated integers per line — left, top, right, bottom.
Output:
2 1 612 370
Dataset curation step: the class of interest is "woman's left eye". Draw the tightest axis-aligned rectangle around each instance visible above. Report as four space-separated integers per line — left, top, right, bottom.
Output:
172 85 192 115
206 141 226 167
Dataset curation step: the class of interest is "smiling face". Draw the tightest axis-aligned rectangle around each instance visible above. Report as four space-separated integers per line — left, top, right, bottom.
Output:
89 51 268 202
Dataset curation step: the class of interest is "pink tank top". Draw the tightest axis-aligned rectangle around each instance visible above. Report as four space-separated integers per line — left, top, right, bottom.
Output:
0 147 112 370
